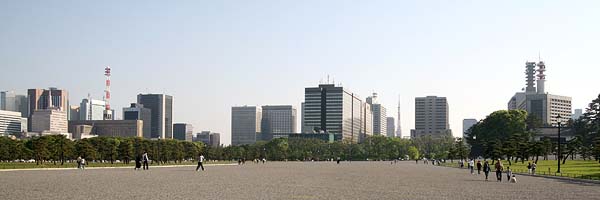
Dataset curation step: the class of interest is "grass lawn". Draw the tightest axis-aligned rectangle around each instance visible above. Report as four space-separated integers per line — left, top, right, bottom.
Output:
0 160 234 169
443 159 600 179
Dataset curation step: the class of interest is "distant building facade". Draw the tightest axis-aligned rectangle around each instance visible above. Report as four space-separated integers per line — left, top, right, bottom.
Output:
68 120 143 138
573 109 583 120
123 103 152 138
367 93 387 136
173 123 193 141
231 106 261 145
137 94 173 139
195 131 220 147
0 110 27 136
462 119 478 138
303 84 362 142
260 105 296 141
386 117 395 137
31 109 68 133
1 91 28 117
411 96 451 138
507 61 572 127
27 88 68 131
79 98 106 120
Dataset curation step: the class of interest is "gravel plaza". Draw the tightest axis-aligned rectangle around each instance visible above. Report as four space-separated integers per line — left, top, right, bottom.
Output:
1 161 599 200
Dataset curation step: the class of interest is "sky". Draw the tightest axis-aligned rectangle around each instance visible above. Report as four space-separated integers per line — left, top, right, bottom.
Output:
1 1 599 145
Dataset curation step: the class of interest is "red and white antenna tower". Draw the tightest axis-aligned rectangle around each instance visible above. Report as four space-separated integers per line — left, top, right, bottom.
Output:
103 66 113 120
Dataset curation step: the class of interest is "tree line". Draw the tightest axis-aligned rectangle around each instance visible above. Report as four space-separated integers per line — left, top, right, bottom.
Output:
466 94 600 165
0 132 476 165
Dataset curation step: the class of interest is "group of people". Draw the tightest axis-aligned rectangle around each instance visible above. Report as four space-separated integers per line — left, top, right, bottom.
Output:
134 152 150 170
76 156 86 170
527 162 537 175
478 159 516 183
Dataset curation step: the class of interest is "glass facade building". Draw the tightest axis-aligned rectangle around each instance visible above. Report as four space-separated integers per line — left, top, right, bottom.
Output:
137 94 173 139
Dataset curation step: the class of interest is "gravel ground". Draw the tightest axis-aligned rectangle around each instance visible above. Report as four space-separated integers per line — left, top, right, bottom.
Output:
1 161 599 200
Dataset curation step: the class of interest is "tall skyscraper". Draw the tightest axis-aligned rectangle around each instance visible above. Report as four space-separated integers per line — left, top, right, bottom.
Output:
462 119 478 138
411 96 451 138
507 60 572 126
303 84 362 142
367 93 387 136
123 103 152 138
173 123 193 141
260 105 296 140
69 106 80 121
386 117 395 137
137 94 173 139
231 106 261 145
27 88 68 131
79 98 106 120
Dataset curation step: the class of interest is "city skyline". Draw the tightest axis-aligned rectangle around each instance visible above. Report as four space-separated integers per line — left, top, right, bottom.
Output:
2 1 600 145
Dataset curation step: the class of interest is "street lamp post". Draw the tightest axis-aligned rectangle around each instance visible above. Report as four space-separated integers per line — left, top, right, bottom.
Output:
557 114 562 174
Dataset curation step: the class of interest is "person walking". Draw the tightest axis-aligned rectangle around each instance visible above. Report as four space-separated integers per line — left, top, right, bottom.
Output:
196 153 205 171
506 166 513 182
77 156 82 169
80 158 86 170
142 151 149 170
483 160 491 181
134 154 142 170
495 159 504 182
476 160 482 175
527 162 532 174
469 159 475 174
532 162 537 175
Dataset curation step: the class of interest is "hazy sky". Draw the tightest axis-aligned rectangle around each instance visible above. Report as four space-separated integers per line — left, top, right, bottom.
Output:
2 1 599 145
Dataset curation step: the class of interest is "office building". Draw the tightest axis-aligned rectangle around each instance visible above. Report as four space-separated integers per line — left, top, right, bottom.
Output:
411 96 451 138
396 97 402 137
1 91 28 117
231 106 261 145
0 110 27 136
303 84 362 142
462 119 478 138
173 123 193 141
69 120 143 138
573 109 583 120
137 94 173 139
69 106 80 121
367 93 387 136
507 61 572 126
261 105 296 140
301 102 305 133
79 98 107 120
361 102 373 140
194 131 221 147
123 103 152 138
31 109 68 133
27 88 68 131
386 117 395 137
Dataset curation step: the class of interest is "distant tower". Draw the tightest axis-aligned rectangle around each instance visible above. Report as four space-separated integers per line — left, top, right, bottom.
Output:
103 66 113 120
396 96 402 137
525 62 537 93
536 61 546 94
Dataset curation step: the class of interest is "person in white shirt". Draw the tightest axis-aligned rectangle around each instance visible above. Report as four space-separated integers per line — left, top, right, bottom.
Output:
196 153 205 171
142 152 149 170
469 159 475 174
80 158 86 170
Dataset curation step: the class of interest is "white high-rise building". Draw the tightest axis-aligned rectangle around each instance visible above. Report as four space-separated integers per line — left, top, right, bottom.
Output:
0 110 27 136
367 93 387 136
80 98 107 120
